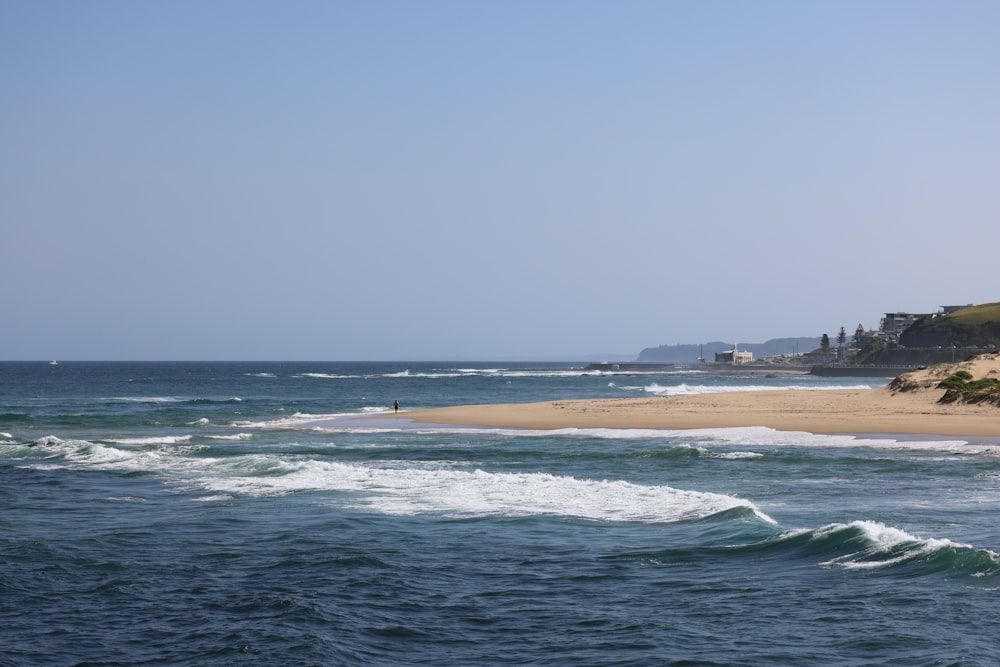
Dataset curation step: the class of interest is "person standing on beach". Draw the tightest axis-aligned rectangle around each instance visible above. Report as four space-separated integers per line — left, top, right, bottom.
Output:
393 400 399 413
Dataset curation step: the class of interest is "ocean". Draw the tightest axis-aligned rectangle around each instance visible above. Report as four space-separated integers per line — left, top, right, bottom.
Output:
2 361 999 666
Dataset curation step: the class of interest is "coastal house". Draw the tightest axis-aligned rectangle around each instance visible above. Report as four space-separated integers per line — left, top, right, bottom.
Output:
715 343 754 366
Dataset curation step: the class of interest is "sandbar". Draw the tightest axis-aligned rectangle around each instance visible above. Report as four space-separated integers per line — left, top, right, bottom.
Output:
398 357 1000 438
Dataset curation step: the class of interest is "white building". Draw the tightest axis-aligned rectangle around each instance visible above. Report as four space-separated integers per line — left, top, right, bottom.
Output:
715 343 754 366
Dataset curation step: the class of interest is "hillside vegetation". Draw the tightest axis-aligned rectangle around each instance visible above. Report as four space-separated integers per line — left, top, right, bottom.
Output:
900 302 1000 348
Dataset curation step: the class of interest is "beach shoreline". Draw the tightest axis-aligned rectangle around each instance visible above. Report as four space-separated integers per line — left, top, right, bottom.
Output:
394 387 1000 438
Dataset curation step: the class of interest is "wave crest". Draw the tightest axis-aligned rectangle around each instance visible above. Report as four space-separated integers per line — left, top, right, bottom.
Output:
746 520 1000 578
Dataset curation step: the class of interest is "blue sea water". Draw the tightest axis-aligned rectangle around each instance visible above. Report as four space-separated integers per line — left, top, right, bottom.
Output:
2 361 1000 666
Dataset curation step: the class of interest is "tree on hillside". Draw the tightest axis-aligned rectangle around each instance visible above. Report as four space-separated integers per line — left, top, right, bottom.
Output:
821 333 830 354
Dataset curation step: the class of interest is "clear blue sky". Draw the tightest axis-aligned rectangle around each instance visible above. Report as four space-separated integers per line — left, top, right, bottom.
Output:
3 1 998 360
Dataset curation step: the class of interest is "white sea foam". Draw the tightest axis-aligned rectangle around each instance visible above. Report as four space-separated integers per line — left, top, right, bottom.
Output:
626 382 877 396
386 369 598 379
9 436 208 475
108 396 183 403
646 426 988 453
234 410 432 431
510 425 980 455
233 411 354 429
295 368 707 380
103 435 193 446
817 520 994 570
207 433 254 441
476 370 603 378
253 413 991 456
21 436 140 465
6 435 772 524
715 451 765 459
192 461 775 523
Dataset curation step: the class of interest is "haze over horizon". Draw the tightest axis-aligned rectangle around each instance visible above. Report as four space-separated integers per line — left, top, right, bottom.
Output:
3 1 998 361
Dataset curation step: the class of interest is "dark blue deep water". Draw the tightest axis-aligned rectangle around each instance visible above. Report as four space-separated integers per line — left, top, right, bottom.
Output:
2 361 1000 666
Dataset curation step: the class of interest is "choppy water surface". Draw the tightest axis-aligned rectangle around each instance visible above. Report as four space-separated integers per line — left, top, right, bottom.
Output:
2 361 999 666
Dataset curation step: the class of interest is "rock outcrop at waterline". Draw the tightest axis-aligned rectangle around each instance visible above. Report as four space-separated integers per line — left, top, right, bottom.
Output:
888 352 1000 407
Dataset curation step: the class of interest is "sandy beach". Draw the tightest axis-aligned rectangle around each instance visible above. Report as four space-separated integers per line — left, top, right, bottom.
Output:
401 356 1000 437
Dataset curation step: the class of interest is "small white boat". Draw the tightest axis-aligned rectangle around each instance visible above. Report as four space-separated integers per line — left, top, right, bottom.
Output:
49 360 58 365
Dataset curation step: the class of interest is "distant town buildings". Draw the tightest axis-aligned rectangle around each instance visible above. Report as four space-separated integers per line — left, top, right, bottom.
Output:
705 305 979 368
868 305 975 346
846 304 977 355
879 312 928 339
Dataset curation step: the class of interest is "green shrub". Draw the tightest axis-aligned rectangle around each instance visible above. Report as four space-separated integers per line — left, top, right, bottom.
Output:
938 370 974 389
937 372 1000 405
